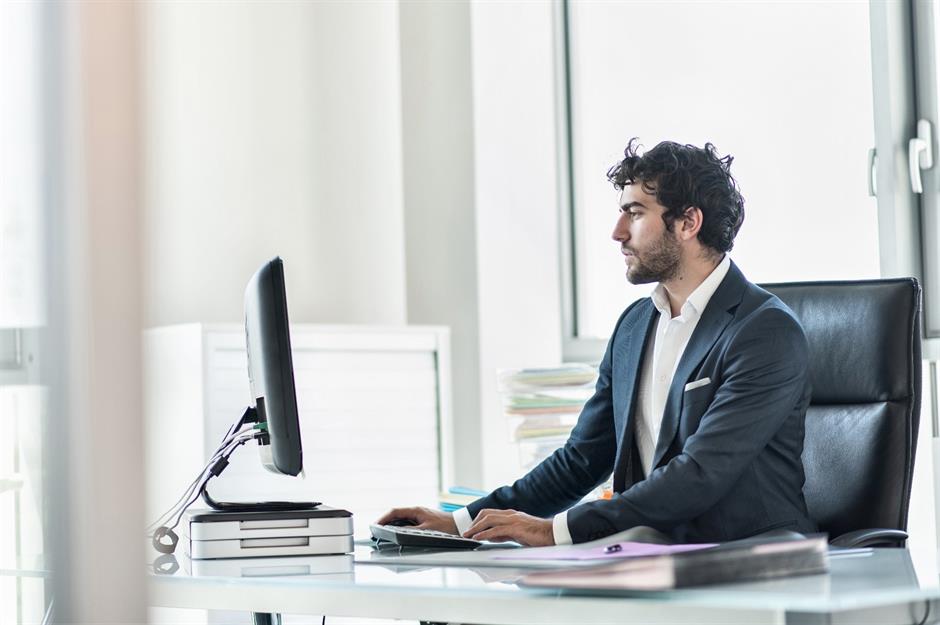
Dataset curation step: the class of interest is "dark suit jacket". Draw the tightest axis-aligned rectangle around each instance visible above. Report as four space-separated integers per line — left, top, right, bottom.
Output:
467 261 817 543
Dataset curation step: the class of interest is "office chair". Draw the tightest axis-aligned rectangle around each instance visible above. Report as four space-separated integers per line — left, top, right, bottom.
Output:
763 278 922 548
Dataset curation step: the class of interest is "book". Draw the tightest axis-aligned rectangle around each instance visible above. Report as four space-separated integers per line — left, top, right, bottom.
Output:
519 535 828 591
437 486 487 512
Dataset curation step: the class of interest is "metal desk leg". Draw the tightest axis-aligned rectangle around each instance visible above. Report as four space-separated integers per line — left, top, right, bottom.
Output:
251 613 282 625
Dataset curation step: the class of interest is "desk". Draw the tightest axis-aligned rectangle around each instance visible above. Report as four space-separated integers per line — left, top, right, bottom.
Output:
149 545 940 625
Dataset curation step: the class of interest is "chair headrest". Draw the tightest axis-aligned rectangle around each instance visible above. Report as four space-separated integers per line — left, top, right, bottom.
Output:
762 279 921 404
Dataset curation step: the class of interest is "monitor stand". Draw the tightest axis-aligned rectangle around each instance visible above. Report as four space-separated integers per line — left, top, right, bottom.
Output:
195 406 322 512
200 482 321 512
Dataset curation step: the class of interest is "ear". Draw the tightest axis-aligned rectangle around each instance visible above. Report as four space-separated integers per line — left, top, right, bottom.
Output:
676 206 703 242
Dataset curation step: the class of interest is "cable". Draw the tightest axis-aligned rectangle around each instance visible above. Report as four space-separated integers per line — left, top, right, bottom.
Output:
147 437 242 533
150 420 256 526
147 430 242 530
149 407 263 554
150 442 246 553
147 467 211 533
915 599 931 625
160 433 257 533
147 427 258 533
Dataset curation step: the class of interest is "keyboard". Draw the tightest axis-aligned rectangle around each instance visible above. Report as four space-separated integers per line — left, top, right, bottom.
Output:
369 524 482 549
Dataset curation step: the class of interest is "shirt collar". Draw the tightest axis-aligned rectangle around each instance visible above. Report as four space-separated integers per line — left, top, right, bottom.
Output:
651 254 731 320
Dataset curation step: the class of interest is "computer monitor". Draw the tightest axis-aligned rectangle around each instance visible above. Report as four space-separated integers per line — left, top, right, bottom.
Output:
150 257 318 554
198 256 319 511
245 256 302 476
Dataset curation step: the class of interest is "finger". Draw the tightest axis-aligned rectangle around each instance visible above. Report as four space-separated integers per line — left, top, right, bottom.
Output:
476 508 510 519
470 527 515 543
418 518 456 534
375 509 404 524
410 508 447 529
375 507 418 525
464 511 510 537
464 515 495 536
375 510 396 525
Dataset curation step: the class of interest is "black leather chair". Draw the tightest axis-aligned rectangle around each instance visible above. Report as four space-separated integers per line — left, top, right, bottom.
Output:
763 278 922 547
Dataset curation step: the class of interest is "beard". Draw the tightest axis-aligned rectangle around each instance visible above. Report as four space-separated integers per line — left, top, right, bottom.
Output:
624 231 681 284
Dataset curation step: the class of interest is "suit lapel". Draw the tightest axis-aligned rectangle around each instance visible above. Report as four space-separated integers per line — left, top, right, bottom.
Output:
650 262 747 469
612 302 657 490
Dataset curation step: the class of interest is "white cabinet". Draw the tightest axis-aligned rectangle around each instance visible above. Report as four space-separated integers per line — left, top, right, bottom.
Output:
144 323 453 540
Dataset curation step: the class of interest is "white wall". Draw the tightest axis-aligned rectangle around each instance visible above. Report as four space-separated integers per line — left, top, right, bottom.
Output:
469 0 564 488
399 0 484 488
143 0 407 329
143 0 565 491
307 1 407 325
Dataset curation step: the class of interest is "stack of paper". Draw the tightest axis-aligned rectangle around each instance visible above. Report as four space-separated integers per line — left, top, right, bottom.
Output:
497 364 597 472
499 365 598 388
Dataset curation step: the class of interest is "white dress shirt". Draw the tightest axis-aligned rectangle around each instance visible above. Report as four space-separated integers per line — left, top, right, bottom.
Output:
455 255 731 545
634 254 730 477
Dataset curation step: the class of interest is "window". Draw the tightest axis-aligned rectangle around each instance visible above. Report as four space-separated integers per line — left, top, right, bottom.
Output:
563 1 881 345
0 2 48 623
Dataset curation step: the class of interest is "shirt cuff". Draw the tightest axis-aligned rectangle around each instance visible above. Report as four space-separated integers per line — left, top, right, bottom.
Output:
453 507 473 536
552 510 573 545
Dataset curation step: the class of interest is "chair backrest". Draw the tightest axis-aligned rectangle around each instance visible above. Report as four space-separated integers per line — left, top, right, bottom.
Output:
762 279 921 538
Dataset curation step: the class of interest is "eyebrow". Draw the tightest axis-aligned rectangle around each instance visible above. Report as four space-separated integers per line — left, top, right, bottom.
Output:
620 201 646 211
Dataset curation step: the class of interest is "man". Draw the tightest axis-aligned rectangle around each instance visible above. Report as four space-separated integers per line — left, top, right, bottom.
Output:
378 139 816 546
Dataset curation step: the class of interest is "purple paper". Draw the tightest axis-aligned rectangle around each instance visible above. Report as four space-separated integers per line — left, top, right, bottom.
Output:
493 541 718 561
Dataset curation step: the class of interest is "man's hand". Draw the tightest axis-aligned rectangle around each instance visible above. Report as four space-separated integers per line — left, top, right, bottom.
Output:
464 509 554 547
375 506 458 534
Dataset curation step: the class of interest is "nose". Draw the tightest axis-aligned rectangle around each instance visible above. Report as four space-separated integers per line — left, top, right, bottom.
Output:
612 212 629 243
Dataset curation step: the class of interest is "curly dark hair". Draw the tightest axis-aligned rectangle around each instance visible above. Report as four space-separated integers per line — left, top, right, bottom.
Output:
606 138 745 254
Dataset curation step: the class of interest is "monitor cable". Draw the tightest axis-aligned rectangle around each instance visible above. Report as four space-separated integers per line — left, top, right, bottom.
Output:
147 425 257 534
147 408 257 534
149 408 263 554
150 431 260 554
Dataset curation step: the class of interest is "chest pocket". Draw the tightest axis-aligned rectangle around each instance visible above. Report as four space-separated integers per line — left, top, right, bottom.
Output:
682 382 714 410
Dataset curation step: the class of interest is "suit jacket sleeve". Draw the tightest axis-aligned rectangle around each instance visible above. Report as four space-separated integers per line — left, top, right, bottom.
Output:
565 306 809 542
464 306 635 520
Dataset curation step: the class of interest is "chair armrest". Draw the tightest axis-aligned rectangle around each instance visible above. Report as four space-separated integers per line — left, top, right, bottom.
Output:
829 528 908 548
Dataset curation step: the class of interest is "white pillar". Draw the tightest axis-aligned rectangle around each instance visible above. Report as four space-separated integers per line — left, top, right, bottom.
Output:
48 2 147 621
